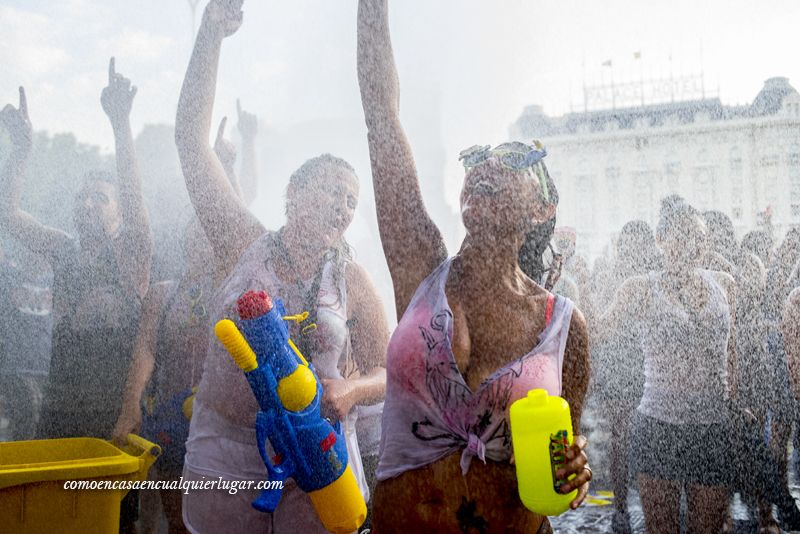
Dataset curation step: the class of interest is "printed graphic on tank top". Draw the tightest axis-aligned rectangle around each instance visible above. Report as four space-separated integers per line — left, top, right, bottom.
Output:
377 258 574 480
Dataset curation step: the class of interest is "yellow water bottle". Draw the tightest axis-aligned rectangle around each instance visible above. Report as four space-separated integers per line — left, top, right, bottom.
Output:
509 388 577 516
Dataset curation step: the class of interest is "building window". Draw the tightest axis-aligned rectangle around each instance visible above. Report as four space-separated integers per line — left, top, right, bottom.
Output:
664 160 681 192
633 172 653 223
791 167 800 222
760 154 780 168
606 167 621 227
729 146 743 172
730 146 743 213
575 175 594 229
765 174 780 219
694 168 716 210
788 144 800 167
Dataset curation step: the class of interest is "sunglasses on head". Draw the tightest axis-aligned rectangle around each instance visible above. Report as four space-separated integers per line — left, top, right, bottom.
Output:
459 140 552 203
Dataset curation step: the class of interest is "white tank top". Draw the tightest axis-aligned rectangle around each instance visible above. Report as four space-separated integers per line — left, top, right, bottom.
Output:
637 269 731 425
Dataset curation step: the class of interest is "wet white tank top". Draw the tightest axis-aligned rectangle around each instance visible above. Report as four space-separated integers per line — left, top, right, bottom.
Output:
185 231 369 500
637 270 731 425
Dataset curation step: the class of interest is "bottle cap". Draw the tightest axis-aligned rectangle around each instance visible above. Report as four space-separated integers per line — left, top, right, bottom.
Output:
527 388 548 406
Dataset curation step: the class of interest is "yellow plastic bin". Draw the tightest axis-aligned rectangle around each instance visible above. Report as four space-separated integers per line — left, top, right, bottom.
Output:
0 434 161 534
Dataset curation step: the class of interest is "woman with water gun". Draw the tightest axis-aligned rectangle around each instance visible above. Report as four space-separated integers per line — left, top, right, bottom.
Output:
174 1 389 532
357 1 591 532
592 196 738 533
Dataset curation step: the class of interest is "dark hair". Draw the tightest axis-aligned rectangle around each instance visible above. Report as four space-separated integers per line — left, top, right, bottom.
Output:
518 161 559 282
702 210 738 263
284 153 357 306
617 220 661 276
764 227 800 320
774 227 800 268
286 153 356 196
656 194 701 242
741 230 773 262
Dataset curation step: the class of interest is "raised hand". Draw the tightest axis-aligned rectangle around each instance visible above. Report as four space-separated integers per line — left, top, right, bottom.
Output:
213 116 237 173
236 98 257 140
101 57 137 124
0 87 32 150
203 0 244 38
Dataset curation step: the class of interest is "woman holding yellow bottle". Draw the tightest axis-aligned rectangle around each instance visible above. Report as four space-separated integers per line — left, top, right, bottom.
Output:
357 1 591 532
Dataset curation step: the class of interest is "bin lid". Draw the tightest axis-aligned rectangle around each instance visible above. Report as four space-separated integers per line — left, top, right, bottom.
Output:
0 437 141 490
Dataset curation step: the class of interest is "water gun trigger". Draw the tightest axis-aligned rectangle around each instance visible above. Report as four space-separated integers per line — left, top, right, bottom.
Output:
254 411 290 513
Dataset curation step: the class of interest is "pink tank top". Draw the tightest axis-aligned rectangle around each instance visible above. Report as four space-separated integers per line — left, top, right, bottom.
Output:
376 258 574 480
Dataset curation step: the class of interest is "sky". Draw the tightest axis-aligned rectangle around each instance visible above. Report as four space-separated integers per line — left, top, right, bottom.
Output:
3 0 799 151
2 0 799 321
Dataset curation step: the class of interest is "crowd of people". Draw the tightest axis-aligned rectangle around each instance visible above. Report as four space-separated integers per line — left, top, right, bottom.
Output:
1 1 799 533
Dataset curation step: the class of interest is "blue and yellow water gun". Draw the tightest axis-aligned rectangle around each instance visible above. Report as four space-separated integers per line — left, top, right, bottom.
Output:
214 290 366 534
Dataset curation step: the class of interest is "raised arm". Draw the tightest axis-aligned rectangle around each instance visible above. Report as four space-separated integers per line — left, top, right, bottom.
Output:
213 116 243 198
714 272 738 398
236 98 259 204
101 58 153 300
0 88 72 261
357 0 446 318
175 0 263 277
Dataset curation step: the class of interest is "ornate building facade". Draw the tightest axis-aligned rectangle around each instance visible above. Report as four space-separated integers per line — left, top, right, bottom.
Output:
511 77 800 258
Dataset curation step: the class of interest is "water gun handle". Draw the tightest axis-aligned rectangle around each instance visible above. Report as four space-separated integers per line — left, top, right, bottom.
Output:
252 410 291 513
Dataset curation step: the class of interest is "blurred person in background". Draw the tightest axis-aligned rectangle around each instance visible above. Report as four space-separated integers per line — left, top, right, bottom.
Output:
760 227 800 531
742 230 774 271
785 288 800 400
588 220 660 534
593 197 736 534
0 242 52 441
0 59 152 440
0 59 151 534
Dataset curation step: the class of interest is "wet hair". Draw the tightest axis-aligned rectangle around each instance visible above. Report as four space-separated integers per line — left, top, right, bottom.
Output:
741 230 773 263
518 161 560 282
655 194 701 243
286 153 356 195
702 210 738 263
764 227 800 320
772 227 800 270
617 220 661 276
284 153 357 304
